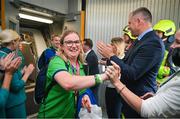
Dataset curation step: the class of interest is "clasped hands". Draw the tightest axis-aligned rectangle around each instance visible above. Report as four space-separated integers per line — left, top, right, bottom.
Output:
81 61 121 112
81 41 122 112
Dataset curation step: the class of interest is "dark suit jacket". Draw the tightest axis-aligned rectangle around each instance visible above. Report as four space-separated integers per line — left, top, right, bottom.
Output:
108 31 165 117
86 50 99 75
109 31 165 96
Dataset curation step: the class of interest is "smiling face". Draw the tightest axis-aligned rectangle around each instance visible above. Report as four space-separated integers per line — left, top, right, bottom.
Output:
51 36 60 49
61 32 81 60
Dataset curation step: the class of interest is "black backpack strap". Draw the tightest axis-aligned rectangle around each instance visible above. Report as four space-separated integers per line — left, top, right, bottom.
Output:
38 51 46 70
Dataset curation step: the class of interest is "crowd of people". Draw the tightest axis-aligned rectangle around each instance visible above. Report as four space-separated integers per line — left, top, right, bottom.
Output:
0 6 180 118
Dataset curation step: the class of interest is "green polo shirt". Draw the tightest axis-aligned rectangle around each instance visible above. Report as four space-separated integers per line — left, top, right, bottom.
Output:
38 56 86 118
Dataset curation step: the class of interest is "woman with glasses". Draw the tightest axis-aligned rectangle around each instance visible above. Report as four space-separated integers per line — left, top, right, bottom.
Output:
38 30 109 118
0 29 35 118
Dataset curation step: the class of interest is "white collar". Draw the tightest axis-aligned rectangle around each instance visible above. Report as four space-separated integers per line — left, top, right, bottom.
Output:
85 49 92 56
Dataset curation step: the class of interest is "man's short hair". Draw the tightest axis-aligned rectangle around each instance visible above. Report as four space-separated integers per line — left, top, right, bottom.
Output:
51 34 59 40
132 7 152 23
84 38 93 48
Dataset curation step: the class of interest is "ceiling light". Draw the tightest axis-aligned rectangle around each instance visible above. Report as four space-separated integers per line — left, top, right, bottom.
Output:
20 7 53 17
19 13 53 24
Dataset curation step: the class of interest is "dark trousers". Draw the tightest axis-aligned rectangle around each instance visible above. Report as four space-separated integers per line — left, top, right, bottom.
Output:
105 87 122 119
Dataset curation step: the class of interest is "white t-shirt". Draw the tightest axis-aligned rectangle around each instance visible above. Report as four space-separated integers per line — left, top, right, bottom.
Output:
141 71 180 117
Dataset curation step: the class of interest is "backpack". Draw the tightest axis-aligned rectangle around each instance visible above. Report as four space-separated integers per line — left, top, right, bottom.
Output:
37 47 56 70
34 64 49 104
34 58 69 104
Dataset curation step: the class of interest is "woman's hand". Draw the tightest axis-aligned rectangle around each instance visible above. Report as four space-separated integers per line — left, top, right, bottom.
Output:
21 66 27 75
0 52 15 70
5 57 22 75
24 64 34 76
22 64 35 82
97 41 115 59
81 95 91 113
105 61 121 84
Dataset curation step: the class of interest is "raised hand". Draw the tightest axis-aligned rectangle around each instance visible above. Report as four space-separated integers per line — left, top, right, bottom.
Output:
24 64 35 75
81 95 91 113
97 41 115 59
22 64 35 82
5 57 22 74
21 66 27 75
0 52 15 70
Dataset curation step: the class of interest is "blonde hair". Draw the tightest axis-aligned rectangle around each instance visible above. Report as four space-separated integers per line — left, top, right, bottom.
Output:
0 29 20 45
111 37 126 59
58 30 85 64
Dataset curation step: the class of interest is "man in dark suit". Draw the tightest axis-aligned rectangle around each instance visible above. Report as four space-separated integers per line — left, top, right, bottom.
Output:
97 7 165 117
83 38 100 104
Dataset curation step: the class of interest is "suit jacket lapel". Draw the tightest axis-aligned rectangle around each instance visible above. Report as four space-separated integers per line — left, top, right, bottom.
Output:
85 50 94 62
123 31 154 63
123 40 140 62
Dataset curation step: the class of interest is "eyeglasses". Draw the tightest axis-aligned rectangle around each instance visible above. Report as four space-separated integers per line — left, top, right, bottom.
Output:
64 40 81 47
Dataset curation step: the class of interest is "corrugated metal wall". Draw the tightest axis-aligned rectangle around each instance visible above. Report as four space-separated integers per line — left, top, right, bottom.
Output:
85 0 180 110
85 0 180 52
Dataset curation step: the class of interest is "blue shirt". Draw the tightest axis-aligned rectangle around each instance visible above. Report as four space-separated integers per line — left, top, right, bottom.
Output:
138 28 153 41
